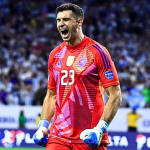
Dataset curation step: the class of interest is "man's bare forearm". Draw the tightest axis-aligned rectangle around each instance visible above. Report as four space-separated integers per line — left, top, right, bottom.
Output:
101 85 122 124
41 89 56 122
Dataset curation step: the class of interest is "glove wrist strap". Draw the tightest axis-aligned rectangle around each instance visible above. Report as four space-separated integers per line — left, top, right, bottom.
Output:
38 120 49 129
96 119 109 133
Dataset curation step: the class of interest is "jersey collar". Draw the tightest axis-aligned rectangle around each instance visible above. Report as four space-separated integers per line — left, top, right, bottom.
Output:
65 36 88 52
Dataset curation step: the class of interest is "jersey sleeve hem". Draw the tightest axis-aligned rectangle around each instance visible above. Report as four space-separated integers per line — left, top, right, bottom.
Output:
103 81 120 88
48 85 56 90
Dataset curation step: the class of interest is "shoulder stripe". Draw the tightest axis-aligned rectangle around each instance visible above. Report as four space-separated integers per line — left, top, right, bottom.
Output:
93 44 111 69
95 44 111 68
92 45 107 69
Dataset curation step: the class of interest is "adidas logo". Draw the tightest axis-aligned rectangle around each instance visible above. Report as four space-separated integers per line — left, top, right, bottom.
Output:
55 60 63 68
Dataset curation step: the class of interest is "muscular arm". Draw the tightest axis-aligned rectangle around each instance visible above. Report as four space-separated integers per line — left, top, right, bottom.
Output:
33 89 56 141
80 85 122 147
41 89 56 122
101 85 122 124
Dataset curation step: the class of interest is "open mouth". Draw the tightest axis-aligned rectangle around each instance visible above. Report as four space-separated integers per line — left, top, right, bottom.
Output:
61 29 69 36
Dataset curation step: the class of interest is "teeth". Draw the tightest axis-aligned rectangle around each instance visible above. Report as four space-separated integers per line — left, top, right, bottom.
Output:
60 29 67 31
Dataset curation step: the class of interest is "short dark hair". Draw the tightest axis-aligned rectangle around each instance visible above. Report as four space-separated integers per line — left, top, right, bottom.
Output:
56 3 84 19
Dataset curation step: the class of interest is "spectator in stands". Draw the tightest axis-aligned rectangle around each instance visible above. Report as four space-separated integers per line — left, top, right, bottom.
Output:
32 80 47 105
0 0 150 108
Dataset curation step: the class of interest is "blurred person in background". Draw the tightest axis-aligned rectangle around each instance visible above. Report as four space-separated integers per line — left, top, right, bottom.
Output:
33 3 122 150
32 80 47 105
127 108 141 132
142 84 150 107
0 0 149 108
18 110 27 129
36 113 41 128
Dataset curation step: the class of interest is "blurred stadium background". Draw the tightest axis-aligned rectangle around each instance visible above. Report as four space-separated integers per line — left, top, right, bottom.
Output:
0 0 150 149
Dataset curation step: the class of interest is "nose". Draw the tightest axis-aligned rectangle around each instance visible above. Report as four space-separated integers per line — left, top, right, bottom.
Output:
58 19 65 26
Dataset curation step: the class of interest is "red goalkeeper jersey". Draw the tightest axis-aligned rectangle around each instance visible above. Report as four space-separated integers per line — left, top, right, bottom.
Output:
48 36 119 144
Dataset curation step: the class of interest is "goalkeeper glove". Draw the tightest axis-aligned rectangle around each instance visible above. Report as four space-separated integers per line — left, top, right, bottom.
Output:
33 120 49 147
80 119 109 148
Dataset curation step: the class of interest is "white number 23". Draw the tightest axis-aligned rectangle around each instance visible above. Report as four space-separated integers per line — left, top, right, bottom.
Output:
61 70 75 85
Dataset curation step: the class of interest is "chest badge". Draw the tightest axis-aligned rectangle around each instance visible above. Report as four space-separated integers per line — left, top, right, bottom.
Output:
77 55 87 72
66 56 75 66
78 55 87 67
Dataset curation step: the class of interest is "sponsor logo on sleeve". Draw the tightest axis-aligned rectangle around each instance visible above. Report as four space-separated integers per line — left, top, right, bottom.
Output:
105 70 114 80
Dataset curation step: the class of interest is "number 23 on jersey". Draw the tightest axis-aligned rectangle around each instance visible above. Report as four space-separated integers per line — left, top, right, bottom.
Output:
61 70 75 86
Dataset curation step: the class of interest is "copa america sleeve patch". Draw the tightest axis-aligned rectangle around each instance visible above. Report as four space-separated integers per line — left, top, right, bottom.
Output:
105 70 114 80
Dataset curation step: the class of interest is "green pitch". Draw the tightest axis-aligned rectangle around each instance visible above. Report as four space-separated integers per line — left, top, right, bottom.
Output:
0 148 117 150
0 148 118 150
0 148 45 150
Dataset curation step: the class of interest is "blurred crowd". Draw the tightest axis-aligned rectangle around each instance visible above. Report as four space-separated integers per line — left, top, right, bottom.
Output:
0 0 150 107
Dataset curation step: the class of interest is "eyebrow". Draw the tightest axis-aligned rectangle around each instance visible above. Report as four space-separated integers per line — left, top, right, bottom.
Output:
56 17 70 20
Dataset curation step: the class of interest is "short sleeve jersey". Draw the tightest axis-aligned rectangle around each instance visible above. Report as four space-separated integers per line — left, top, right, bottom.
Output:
48 36 119 144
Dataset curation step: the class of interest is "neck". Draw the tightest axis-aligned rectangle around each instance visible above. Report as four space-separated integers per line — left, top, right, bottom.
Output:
66 32 84 46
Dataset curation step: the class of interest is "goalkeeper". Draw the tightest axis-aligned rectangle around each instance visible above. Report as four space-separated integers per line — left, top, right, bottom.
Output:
33 3 122 150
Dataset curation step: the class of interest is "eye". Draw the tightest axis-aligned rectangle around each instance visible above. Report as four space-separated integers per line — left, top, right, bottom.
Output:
56 19 60 23
64 18 70 21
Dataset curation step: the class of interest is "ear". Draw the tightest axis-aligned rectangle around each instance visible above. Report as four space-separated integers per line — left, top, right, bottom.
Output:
77 18 83 27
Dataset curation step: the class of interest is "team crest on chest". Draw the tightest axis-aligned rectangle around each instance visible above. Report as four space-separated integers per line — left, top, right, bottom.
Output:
77 55 87 72
78 55 87 67
66 56 75 66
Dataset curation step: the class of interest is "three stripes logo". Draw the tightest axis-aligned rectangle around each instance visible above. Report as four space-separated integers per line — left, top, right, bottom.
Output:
55 60 63 68
92 44 111 70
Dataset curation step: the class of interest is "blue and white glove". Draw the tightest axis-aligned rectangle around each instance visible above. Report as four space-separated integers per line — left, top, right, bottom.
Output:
33 120 49 147
80 120 109 148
